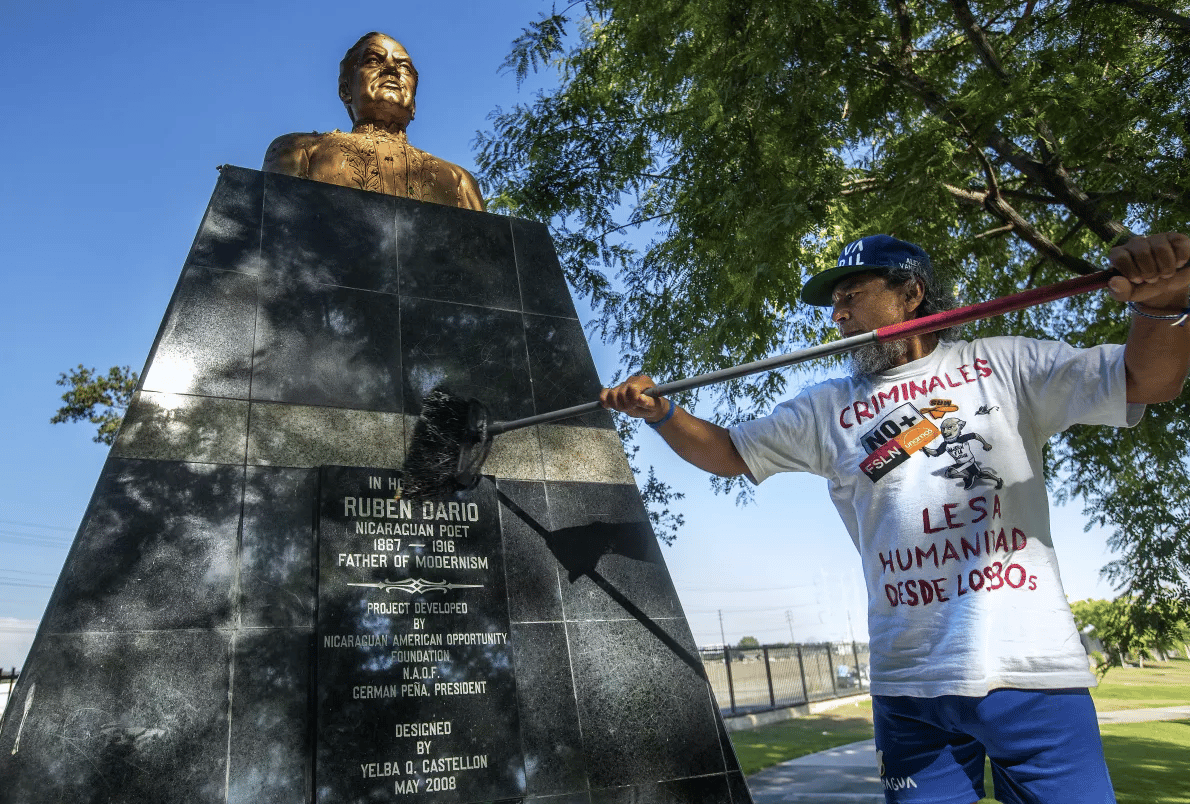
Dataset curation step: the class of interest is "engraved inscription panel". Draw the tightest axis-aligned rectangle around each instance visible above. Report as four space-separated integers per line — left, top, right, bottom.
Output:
316 467 523 802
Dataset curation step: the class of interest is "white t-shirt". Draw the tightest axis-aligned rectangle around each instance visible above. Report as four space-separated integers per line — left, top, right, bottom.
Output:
729 337 1143 697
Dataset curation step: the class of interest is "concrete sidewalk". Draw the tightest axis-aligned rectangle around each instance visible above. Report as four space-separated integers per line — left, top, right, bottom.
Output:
1095 704 1190 724
747 739 883 803
743 706 1190 803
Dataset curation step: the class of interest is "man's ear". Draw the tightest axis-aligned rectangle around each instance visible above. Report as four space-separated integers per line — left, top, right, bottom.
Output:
905 277 926 312
338 81 355 124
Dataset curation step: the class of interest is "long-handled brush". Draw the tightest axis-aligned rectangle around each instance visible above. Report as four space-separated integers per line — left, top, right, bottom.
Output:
399 267 1130 499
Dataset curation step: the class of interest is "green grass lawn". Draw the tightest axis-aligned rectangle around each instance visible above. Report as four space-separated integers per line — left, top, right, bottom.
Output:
1099 720 1190 804
732 658 1190 802
729 698 874 776
1090 656 1190 712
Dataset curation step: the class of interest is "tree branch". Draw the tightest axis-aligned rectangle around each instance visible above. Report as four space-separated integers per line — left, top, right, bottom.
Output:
892 0 914 63
950 0 1061 163
1091 0 1190 33
599 212 671 238
949 0 1008 80
974 224 1015 239
875 60 1129 244
941 183 1099 274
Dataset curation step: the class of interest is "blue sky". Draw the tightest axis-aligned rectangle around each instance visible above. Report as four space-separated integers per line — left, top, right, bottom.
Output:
0 0 1122 669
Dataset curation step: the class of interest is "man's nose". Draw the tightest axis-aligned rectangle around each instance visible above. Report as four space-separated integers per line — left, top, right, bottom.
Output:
832 307 848 323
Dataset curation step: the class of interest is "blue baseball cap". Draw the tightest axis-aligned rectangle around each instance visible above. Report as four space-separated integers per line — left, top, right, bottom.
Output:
800 235 933 307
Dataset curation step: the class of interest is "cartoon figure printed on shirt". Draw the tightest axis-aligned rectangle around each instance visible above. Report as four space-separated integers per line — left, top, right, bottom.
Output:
922 417 1004 490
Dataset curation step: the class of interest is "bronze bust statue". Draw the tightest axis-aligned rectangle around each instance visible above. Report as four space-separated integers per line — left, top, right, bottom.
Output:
264 32 484 211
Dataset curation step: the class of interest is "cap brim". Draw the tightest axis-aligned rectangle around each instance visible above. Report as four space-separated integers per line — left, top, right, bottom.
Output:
800 263 883 307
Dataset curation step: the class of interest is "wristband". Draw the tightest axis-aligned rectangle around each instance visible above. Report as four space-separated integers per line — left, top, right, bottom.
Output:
1127 301 1190 327
647 399 677 429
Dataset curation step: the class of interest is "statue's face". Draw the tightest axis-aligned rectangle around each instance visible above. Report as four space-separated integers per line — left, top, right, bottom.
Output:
341 35 417 127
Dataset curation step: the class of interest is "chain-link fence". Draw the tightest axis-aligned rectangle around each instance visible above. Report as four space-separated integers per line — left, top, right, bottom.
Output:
700 642 869 715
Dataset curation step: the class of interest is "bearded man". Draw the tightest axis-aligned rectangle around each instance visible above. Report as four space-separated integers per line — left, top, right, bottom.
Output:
601 232 1190 804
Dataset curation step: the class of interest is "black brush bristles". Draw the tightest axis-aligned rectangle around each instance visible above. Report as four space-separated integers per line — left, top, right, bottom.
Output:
400 388 492 499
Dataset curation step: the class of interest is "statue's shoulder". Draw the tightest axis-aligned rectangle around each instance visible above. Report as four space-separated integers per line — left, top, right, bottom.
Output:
414 147 483 211
263 131 334 177
449 163 484 211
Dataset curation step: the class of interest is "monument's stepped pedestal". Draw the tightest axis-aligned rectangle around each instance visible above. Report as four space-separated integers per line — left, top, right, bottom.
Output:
0 166 751 804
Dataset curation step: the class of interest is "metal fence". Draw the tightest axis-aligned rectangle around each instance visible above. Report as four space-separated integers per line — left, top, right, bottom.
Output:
700 642 869 715
0 642 865 719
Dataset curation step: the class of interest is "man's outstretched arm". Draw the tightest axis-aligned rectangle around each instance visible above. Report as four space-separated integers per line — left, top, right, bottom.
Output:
599 375 750 477
1109 233 1190 403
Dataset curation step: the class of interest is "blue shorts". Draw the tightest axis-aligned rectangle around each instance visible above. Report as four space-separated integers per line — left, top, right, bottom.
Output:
873 688 1115 804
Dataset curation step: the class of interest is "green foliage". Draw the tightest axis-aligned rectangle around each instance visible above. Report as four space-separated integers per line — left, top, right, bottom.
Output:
737 635 761 649
482 2 1190 631
1072 597 1190 675
615 412 686 544
51 365 139 446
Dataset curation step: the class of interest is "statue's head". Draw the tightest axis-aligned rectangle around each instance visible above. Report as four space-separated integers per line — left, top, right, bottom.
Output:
338 32 418 129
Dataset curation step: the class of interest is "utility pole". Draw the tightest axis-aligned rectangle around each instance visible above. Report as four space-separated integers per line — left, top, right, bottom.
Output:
718 610 727 649
785 610 795 645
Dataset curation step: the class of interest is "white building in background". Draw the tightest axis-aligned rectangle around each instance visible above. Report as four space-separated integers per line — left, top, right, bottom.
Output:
0 618 36 716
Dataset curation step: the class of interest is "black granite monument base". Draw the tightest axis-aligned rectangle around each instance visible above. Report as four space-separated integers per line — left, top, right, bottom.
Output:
0 167 752 804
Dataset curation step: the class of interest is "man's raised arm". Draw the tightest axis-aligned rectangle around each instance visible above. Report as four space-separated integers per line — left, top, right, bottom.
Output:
1109 233 1190 403
599 375 750 477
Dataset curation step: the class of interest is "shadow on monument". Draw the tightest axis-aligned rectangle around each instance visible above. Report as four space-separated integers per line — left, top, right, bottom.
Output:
496 489 710 683
0 458 320 804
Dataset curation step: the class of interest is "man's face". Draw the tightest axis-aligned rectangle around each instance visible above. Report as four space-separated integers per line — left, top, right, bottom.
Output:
342 35 417 127
830 272 917 338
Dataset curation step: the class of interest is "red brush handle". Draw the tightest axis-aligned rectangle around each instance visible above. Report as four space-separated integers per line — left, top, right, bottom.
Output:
876 270 1115 342
491 267 1125 435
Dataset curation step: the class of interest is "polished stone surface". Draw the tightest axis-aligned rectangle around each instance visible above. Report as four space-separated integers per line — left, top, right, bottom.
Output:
141 265 256 398
253 281 405 411
512 218 579 320
316 469 523 803
397 199 519 310
547 481 684 622
510 622 587 796
247 404 405 469
497 481 563 623
524 314 614 430
227 628 314 804
113 392 250 464
43 458 241 634
400 296 534 421
1 166 748 804
0 630 231 804
188 165 264 274
261 170 399 293
240 466 318 628
567 617 725 789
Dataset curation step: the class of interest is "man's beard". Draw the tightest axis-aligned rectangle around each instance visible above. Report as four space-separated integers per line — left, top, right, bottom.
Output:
849 340 908 377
